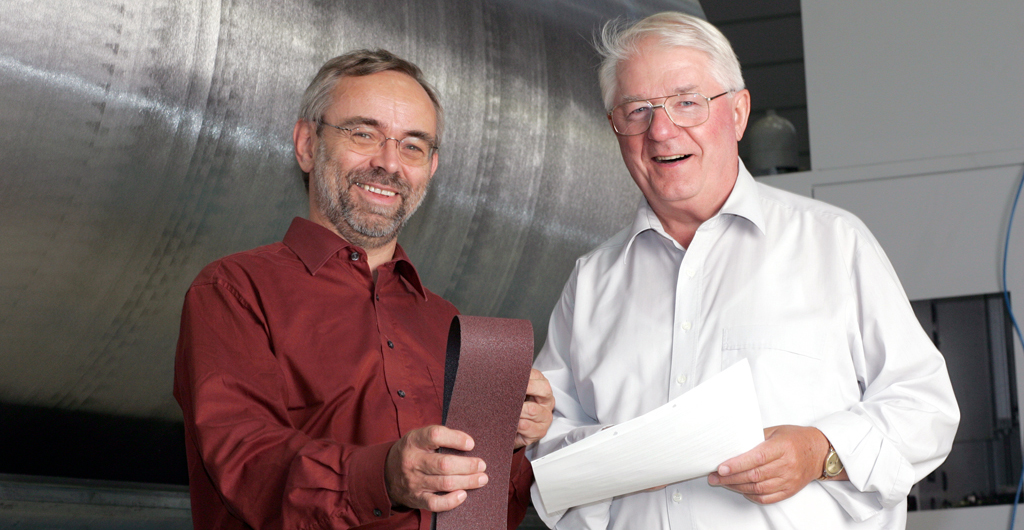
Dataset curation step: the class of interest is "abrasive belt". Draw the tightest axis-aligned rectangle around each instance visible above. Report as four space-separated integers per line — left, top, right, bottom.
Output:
434 315 533 530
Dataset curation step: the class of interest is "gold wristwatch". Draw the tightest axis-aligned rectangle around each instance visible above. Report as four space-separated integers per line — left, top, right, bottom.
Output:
820 443 843 480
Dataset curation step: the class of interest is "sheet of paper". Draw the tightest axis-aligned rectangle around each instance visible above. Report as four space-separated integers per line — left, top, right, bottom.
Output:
531 359 764 514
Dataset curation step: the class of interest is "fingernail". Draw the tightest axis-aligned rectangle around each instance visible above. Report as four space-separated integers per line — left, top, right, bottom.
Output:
708 474 719 485
478 461 486 473
479 474 489 486
456 490 467 501
719 465 730 475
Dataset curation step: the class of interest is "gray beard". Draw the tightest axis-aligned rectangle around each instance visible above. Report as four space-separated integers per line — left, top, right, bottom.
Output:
312 144 429 250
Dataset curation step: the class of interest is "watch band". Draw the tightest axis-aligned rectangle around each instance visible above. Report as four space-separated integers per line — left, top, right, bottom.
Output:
434 315 534 530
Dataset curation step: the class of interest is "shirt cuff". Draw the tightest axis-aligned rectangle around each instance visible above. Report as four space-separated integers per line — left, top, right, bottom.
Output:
813 410 914 515
345 440 396 523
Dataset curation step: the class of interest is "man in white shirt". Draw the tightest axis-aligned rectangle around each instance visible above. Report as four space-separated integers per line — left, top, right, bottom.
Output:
529 12 959 529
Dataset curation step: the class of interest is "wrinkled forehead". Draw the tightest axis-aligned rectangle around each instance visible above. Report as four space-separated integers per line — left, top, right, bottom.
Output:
614 43 716 103
327 71 438 138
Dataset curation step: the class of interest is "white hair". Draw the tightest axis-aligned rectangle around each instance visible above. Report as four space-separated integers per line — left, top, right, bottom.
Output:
596 12 745 111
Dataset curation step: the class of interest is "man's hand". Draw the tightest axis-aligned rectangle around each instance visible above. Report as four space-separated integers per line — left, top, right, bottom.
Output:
707 425 835 504
385 425 488 512
514 369 555 449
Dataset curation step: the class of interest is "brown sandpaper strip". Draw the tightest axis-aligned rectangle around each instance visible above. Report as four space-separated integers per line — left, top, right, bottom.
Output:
434 315 533 530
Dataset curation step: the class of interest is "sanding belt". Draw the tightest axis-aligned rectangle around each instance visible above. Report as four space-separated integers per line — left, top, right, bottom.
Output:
433 315 534 530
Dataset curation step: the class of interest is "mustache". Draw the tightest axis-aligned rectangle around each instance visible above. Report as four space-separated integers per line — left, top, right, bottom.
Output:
346 166 410 195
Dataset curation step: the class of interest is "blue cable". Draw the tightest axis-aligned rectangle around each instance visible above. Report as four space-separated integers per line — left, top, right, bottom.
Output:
1004 165 1024 530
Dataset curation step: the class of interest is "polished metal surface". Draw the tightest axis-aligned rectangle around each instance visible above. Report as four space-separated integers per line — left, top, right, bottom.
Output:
0 0 702 420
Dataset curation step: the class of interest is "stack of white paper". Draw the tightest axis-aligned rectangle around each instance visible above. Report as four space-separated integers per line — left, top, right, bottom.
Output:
532 360 764 513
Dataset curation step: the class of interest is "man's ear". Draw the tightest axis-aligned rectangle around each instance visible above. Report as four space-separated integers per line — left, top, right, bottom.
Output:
732 89 751 142
293 119 317 173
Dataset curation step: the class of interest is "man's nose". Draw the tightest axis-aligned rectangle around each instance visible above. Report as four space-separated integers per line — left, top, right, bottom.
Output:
369 137 403 173
646 104 680 141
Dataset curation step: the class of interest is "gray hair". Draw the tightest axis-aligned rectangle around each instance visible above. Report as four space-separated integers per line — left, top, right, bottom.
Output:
596 12 745 111
298 49 444 147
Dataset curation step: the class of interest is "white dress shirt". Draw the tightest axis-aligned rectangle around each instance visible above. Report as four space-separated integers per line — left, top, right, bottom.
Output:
529 161 959 529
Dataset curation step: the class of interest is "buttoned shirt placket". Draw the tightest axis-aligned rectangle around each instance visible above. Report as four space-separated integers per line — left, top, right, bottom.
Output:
665 217 721 530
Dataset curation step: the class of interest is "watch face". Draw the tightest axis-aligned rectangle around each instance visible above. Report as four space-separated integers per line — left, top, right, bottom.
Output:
825 451 843 476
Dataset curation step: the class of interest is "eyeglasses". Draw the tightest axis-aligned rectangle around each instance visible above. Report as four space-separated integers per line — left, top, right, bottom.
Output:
608 92 731 136
318 122 437 166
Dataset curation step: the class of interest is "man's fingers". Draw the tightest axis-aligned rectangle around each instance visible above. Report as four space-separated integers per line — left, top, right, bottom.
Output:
515 401 553 448
515 372 555 449
711 459 779 486
710 474 787 496
717 431 786 476
419 470 489 495
708 425 831 506
424 490 469 513
515 421 545 449
410 425 475 452
519 400 549 422
386 425 486 511
518 416 543 433
419 452 486 476
525 369 555 407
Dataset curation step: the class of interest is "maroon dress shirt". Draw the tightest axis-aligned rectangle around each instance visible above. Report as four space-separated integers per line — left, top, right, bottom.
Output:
173 217 532 530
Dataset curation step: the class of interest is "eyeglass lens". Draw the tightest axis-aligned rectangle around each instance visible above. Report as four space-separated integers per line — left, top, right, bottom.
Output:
331 125 433 165
610 94 711 135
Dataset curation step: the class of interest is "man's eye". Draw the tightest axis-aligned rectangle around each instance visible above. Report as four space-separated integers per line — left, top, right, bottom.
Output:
352 131 375 140
627 106 651 118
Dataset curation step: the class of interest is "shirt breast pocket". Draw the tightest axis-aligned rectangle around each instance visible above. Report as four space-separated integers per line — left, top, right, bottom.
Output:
722 325 832 427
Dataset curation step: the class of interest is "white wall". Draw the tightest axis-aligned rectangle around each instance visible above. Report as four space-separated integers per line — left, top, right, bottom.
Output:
763 1 1024 526
766 0 1024 300
801 0 1024 172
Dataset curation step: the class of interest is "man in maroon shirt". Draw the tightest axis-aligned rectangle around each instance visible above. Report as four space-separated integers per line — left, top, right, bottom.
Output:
173 49 554 530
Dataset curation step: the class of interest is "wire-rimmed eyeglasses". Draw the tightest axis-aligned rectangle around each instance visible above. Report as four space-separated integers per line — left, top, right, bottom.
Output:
318 121 437 166
608 91 731 136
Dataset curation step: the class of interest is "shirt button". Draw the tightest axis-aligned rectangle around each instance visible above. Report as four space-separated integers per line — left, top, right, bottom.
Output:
680 321 692 331
676 374 687 385
397 390 406 398
684 267 696 278
373 508 383 517
672 491 683 504
349 251 360 261
375 293 379 301
387 340 394 349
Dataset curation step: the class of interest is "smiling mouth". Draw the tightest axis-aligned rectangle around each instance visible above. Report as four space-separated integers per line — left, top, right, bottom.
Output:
653 154 692 163
356 183 397 197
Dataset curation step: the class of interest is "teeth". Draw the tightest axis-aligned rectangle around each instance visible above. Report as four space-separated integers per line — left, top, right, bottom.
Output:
358 183 396 197
655 155 687 162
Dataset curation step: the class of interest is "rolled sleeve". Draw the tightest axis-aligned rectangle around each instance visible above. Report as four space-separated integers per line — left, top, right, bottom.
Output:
810 223 960 521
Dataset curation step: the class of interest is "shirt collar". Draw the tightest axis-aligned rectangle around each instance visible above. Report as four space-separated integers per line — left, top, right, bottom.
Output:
282 217 428 299
719 158 766 235
623 158 766 256
623 197 672 256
